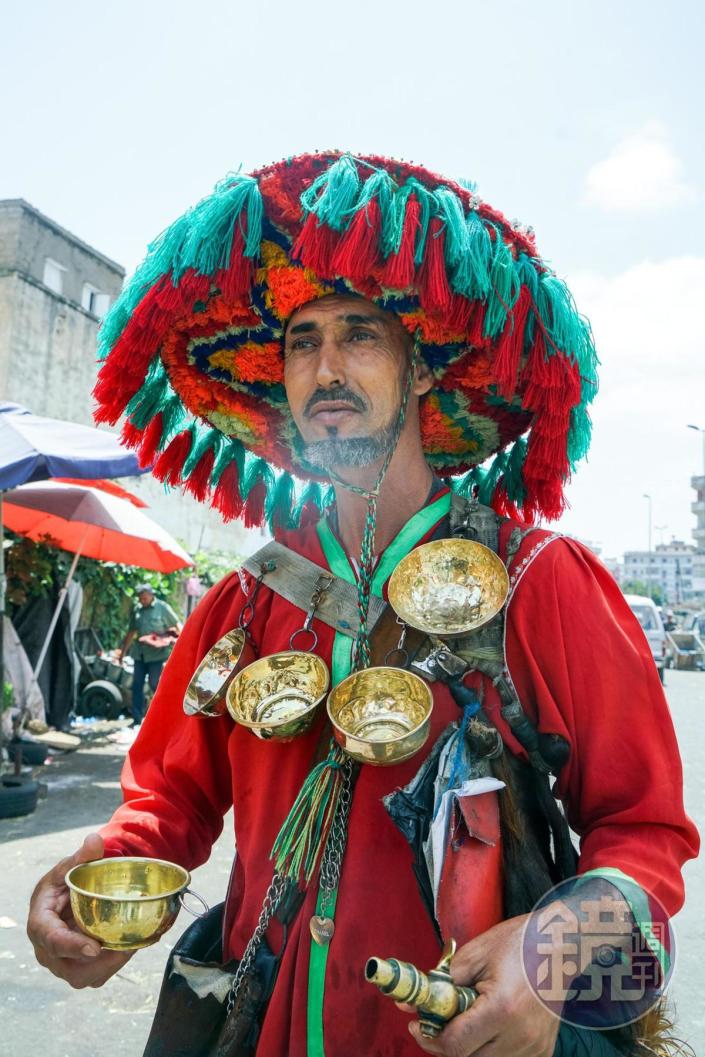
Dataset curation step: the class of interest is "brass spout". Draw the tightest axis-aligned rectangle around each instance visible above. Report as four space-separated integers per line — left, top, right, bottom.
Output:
365 939 478 1038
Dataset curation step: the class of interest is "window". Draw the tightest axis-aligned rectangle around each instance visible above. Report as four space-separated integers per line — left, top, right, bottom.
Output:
43 258 66 294
81 283 110 318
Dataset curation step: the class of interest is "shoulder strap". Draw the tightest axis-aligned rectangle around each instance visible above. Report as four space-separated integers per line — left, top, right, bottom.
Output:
241 541 386 640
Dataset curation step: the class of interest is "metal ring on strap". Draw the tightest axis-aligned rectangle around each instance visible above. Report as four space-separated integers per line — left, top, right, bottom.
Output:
384 646 409 668
289 626 319 653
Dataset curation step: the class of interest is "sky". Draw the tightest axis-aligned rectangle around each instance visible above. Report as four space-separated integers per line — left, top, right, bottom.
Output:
2 0 704 558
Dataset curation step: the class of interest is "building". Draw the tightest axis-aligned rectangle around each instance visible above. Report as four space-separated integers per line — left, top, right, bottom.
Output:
0 199 251 557
622 541 705 604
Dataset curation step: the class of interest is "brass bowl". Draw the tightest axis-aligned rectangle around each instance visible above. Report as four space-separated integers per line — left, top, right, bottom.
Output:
226 651 330 741
327 667 433 766
387 538 509 637
65 857 205 950
183 629 253 717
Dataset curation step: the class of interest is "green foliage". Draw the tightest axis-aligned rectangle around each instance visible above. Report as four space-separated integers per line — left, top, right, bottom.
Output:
621 579 665 606
2 682 14 714
190 548 242 590
4 533 182 651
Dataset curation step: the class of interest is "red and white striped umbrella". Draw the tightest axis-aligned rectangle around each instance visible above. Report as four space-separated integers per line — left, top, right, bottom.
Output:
3 480 191 573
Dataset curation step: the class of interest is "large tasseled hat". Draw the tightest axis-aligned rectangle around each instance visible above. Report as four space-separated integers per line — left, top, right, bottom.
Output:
94 151 597 531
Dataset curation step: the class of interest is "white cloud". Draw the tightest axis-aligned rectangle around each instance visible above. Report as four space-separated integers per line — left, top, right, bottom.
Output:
556 256 705 558
584 123 696 212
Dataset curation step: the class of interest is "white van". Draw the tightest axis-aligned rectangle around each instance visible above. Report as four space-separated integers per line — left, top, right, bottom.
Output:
625 594 667 684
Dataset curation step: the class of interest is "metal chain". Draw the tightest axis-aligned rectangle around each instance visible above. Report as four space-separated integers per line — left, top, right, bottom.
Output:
317 757 355 918
225 871 289 1014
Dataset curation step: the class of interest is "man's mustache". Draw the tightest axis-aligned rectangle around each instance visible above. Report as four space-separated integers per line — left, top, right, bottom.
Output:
303 386 367 418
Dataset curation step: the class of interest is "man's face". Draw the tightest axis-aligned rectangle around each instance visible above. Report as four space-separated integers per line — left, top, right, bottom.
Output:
138 591 154 607
283 295 431 470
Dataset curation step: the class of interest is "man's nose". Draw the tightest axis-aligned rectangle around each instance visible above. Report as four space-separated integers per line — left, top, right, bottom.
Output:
314 337 346 389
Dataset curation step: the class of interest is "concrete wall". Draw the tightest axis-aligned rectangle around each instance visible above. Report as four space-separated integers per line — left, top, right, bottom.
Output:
0 200 254 560
0 199 124 306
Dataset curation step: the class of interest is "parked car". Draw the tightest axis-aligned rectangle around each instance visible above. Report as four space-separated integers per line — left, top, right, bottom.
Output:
625 594 667 684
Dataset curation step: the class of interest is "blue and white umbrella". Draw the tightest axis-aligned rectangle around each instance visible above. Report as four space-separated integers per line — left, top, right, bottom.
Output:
0 403 145 692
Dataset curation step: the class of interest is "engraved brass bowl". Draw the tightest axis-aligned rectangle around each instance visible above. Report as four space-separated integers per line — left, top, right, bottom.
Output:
387 539 509 637
183 629 254 717
65 857 205 950
327 667 433 766
226 651 330 740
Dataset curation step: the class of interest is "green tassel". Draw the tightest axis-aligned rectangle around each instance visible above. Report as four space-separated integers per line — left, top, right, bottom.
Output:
483 226 520 339
124 360 169 429
241 456 275 499
182 427 225 479
98 175 262 357
567 404 593 468
407 179 435 266
270 742 347 885
159 393 186 446
503 437 528 505
210 438 246 488
300 154 361 232
381 182 415 257
265 472 296 532
451 467 480 498
434 187 469 272
292 479 323 526
477 449 508 505
174 175 263 280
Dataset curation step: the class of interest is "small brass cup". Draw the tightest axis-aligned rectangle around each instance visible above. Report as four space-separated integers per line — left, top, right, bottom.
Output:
388 538 509 637
226 651 330 741
183 629 254 717
65 857 208 950
327 667 433 766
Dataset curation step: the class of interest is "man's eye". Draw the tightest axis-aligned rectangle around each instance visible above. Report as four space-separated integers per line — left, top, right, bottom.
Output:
348 330 375 342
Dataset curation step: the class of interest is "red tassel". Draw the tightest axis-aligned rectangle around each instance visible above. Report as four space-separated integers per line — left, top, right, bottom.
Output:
184 447 216 503
382 195 420 290
215 228 255 302
297 500 322 530
137 414 166 468
152 430 192 485
120 420 143 449
292 214 339 277
493 286 532 399
243 480 267 528
331 200 382 282
418 219 453 314
212 461 245 522
465 301 487 349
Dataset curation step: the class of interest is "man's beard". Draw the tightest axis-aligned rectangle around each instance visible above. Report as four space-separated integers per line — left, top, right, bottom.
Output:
302 424 397 470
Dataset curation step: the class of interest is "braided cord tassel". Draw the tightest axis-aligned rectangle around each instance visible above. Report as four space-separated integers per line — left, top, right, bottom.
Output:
351 337 421 672
270 740 347 885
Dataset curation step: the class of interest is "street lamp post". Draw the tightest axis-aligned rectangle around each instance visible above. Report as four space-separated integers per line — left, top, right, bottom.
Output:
643 493 653 600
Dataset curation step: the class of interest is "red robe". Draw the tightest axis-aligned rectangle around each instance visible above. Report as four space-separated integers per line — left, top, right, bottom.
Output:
101 503 698 1057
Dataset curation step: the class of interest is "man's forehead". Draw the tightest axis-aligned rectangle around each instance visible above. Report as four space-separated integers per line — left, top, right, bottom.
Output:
286 295 394 329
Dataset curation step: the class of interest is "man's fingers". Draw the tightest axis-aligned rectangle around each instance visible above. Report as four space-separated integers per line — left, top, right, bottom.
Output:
35 911 101 960
449 935 489 988
47 832 104 886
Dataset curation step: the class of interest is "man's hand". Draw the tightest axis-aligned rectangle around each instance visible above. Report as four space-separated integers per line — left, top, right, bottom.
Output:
27 833 134 989
407 915 559 1057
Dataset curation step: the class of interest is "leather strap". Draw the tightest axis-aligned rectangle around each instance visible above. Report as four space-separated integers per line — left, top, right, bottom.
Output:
242 541 387 640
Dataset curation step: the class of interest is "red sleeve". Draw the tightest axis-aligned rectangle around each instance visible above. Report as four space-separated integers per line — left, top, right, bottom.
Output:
100 571 257 870
505 537 699 918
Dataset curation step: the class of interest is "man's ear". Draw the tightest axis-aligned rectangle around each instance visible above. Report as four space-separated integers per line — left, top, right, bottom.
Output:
413 358 433 397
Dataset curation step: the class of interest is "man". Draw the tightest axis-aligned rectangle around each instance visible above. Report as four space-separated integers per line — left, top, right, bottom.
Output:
28 153 698 1056
118 584 181 725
